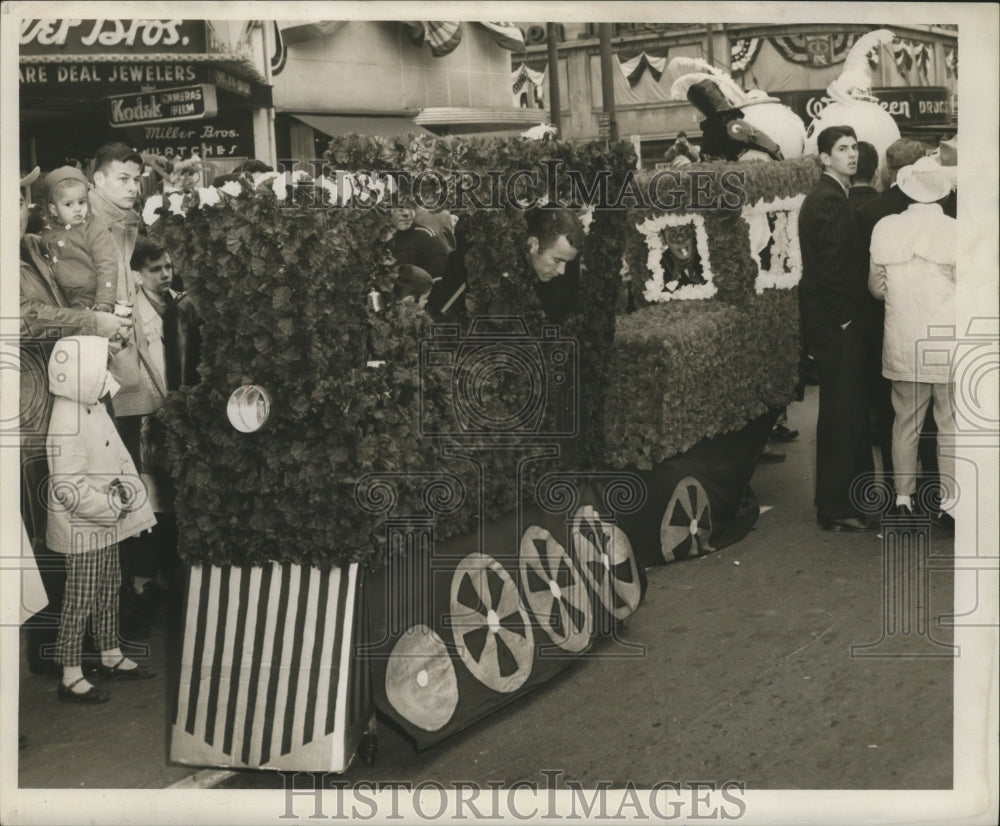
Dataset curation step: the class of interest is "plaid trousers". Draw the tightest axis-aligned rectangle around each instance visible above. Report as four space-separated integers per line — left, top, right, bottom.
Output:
55 544 120 666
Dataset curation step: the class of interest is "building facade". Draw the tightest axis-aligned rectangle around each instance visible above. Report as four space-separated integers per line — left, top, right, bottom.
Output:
513 22 958 168
269 20 538 166
19 19 273 178
18 18 536 184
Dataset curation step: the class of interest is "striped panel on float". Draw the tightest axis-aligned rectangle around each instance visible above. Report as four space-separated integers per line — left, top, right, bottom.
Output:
171 561 370 771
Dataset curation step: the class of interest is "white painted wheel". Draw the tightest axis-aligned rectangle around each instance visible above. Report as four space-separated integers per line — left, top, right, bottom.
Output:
660 476 714 561
519 525 593 653
450 553 534 693
571 506 642 620
384 624 458 731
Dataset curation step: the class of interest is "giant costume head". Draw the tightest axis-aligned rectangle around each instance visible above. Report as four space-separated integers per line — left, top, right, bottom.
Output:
668 57 807 162
804 29 901 184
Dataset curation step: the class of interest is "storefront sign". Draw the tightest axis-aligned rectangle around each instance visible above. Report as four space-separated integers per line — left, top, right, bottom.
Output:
120 110 255 159
20 62 200 86
207 67 252 98
109 84 218 127
20 19 207 54
775 87 954 127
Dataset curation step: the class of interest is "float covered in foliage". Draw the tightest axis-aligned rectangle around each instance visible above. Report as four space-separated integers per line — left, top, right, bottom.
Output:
147 135 817 569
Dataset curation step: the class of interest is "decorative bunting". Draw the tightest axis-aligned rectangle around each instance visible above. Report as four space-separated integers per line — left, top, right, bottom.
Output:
893 41 913 75
770 33 859 67
480 21 526 52
404 21 527 58
893 39 932 79
512 62 546 107
405 21 463 57
730 37 762 74
276 21 347 44
617 51 668 86
945 47 958 78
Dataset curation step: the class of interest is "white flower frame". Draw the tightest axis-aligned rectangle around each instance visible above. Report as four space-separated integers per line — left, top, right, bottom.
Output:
742 194 805 293
636 212 716 302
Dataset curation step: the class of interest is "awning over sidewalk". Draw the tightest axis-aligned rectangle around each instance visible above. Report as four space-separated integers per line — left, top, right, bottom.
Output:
291 113 433 138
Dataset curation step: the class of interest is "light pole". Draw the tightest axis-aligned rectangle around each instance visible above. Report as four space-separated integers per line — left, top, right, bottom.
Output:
598 23 618 142
546 23 562 134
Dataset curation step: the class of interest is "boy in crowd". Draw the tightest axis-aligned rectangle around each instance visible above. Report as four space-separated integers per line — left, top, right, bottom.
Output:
798 125 874 532
390 206 450 280
127 240 188 606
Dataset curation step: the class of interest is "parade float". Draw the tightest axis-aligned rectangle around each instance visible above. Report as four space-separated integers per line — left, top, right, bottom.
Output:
147 124 820 769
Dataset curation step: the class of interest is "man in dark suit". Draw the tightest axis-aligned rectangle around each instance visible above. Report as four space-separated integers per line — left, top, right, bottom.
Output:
798 125 874 532
855 138 927 250
848 141 880 211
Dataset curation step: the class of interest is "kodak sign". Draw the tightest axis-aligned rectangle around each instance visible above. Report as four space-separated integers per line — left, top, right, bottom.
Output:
109 83 217 127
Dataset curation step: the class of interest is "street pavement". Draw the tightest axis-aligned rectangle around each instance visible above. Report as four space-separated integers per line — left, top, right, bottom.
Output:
16 385 957 792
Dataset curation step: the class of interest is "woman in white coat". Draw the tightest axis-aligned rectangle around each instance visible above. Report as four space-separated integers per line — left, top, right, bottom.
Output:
46 335 158 703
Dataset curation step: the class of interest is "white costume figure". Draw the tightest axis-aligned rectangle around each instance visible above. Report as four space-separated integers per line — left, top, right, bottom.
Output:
668 58 807 255
804 29 901 184
668 57 807 162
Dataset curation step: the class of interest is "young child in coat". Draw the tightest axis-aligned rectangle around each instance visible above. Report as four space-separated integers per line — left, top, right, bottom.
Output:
41 167 120 313
46 335 158 703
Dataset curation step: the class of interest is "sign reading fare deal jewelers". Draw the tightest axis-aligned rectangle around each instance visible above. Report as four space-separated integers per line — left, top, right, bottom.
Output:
109 83 218 127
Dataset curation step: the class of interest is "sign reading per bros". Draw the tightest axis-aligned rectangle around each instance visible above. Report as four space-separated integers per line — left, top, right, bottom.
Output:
20 19 207 53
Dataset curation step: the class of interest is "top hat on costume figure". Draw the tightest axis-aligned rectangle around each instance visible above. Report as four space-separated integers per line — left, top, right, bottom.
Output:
685 78 746 118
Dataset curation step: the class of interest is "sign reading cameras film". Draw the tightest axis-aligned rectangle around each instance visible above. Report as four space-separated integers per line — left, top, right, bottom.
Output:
109 84 218 127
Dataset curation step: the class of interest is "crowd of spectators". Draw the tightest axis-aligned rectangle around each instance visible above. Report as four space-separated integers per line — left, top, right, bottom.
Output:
798 127 958 533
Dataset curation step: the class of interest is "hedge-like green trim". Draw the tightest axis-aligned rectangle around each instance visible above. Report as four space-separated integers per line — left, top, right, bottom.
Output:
148 139 636 569
147 141 813 568
602 290 800 470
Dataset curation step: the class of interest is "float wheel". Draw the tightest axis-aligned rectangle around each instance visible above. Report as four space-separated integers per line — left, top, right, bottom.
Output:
660 476 714 561
384 624 458 732
571 506 642 621
450 553 534 693
518 525 593 653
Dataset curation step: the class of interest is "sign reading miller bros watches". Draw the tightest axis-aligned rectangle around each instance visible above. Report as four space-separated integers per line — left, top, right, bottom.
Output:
108 83 218 127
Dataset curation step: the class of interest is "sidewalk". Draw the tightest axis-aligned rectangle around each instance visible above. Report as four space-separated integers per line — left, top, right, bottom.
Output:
16 587 199 789
15 385 956 790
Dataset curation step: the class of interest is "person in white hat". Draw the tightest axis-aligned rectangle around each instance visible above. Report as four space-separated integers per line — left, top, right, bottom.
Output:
868 156 958 532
